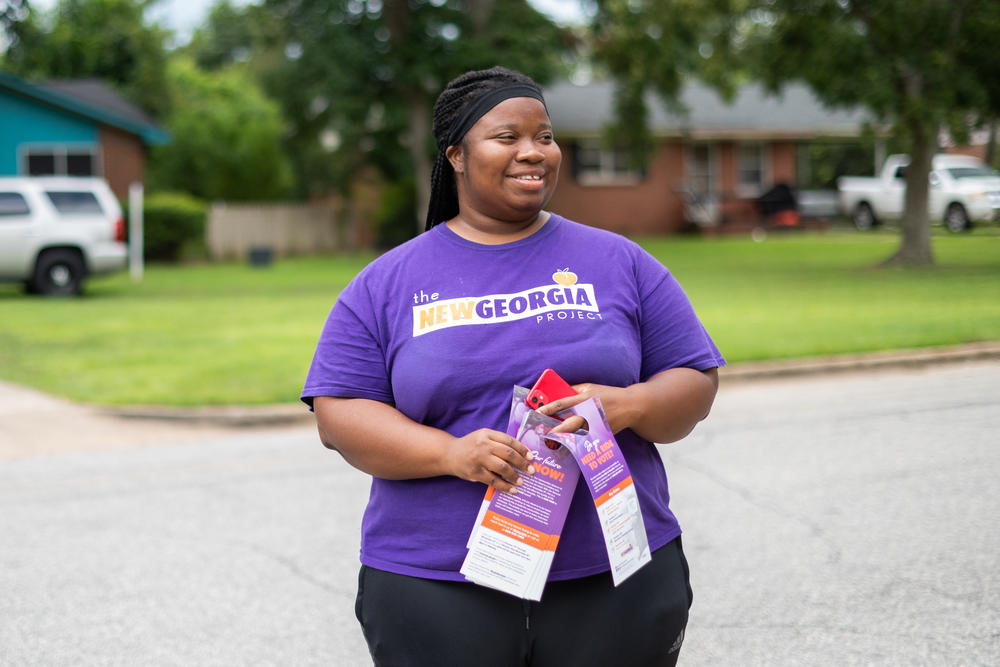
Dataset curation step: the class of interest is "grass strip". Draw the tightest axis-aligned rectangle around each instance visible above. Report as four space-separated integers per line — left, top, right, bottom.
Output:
1 227 997 406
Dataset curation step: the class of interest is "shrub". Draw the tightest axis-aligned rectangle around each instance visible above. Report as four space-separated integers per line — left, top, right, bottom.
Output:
141 192 208 262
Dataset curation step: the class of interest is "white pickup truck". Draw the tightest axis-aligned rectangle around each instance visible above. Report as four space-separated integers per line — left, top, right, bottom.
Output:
0 177 128 295
837 154 1000 231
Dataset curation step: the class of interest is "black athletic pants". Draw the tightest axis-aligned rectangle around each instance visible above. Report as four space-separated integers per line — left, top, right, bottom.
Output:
354 537 693 667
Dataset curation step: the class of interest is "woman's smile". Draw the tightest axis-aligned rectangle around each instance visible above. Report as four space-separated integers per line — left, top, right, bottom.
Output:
507 172 546 188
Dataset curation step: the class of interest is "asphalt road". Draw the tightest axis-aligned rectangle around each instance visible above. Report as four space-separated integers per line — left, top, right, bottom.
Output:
1 362 998 666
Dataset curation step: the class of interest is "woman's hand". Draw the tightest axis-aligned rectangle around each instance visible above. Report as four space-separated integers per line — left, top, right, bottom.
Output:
314 396 535 492
535 367 719 444
537 383 634 434
445 428 536 494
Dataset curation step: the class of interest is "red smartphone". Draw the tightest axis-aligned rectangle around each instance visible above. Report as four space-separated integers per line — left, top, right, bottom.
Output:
526 368 577 410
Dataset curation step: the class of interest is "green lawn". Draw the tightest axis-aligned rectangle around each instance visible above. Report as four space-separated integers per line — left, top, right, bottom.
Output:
1 226 998 406
647 226 1000 362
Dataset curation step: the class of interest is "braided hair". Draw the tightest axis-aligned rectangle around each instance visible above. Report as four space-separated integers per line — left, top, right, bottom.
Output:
425 66 546 231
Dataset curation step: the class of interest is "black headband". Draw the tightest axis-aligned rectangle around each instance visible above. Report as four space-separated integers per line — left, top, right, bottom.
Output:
444 83 546 147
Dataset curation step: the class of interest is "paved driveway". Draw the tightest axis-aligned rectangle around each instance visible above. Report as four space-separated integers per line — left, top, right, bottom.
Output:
1 362 998 665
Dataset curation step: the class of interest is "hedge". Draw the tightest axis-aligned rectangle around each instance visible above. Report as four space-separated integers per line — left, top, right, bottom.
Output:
140 192 208 262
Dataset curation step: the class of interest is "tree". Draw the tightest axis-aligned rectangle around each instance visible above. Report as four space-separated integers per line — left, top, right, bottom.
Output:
0 0 31 53
0 0 28 34
2 0 171 118
957 2 1000 167
590 1 999 266
248 0 574 241
588 0 747 168
183 0 271 72
745 0 998 266
147 58 293 201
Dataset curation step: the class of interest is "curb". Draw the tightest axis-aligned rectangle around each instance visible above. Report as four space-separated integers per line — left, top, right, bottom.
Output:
99 342 1000 427
99 402 313 427
720 340 1000 382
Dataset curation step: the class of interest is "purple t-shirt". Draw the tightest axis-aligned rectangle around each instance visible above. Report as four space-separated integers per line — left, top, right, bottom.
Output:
302 214 725 581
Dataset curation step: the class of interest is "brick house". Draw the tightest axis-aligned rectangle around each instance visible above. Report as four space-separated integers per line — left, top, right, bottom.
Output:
0 71 168 201
543 79 870 234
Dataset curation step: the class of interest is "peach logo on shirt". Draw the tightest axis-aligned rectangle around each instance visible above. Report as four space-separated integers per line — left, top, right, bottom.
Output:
552 268 578 286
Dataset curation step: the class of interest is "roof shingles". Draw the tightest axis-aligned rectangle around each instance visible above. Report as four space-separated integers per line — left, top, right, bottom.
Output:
544 79 871 139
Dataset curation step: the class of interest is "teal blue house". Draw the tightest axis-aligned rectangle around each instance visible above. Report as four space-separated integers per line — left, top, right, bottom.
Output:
0 71 168 200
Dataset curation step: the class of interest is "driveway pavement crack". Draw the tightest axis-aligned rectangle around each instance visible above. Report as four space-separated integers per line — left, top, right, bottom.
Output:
668 454 843 564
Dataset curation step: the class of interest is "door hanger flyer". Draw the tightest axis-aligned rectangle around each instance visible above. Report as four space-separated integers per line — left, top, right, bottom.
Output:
544 397 652 586
461 388 581 600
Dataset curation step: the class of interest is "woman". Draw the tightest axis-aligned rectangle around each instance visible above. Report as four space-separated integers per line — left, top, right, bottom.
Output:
302 66 724 666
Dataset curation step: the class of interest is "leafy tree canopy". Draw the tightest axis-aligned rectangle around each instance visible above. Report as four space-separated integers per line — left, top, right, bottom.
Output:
194 0 576 239
2 0 171 118
589 0 749 166
0 0 33 53
1 0 29 33
148 57 294 201
747 0 987 143
182 0 275 72
590 0 1000 266
744 0 997 265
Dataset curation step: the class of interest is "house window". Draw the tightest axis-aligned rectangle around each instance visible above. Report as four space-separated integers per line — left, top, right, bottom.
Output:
738 143 766 194
27 153 57 176
687 144 715 195
23 145 99 177
66 152 96 176
573 141 642 185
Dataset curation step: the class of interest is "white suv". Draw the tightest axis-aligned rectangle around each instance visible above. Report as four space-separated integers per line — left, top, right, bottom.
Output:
0 177 128 295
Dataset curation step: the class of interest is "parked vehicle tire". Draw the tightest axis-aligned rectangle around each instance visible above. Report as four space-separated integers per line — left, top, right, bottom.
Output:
853 202 877 231
944 203 971 232
31 249 85 296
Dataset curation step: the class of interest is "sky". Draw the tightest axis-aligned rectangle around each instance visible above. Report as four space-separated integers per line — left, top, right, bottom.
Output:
30 0 590 43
